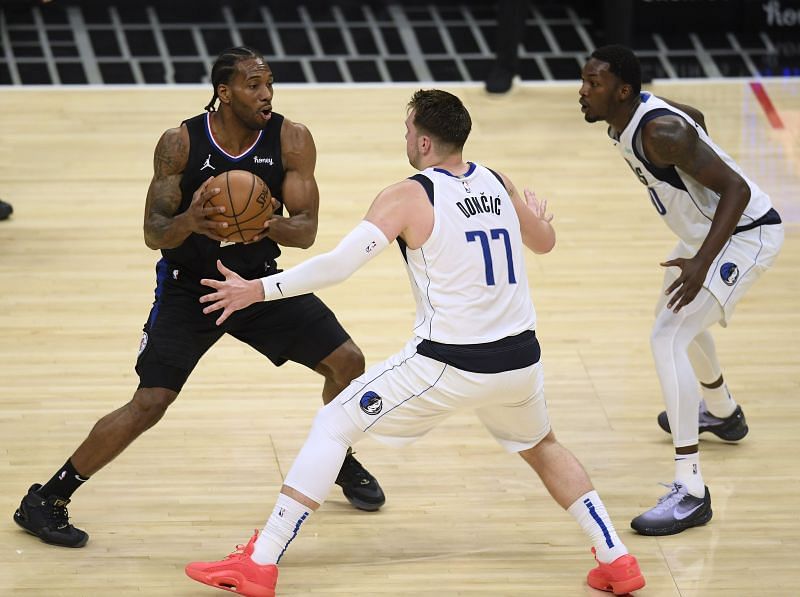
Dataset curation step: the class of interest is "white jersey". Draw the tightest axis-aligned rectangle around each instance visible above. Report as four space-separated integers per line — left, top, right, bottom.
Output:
613 93 775 248
403 162 536 344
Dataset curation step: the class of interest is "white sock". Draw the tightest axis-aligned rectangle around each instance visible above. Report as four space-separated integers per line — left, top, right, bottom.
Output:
251 493 311 565
674 453 705 497
567 491 628 564
702 382 736 418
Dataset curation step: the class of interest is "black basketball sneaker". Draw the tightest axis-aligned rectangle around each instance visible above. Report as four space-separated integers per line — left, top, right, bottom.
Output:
13 483 88 547
657 400 749 441
335 450 386 512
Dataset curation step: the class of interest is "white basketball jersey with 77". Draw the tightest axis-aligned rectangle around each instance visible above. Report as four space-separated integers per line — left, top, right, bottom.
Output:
404 163 536 344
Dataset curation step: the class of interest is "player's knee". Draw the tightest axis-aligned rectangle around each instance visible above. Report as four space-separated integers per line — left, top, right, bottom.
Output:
321 341 365 387
519 429 556 461
340 342 366 379
649 319 689 357
130 388 178 429
518 429 559 471
312 401 363 447
649 326 664 353
650 333 673 364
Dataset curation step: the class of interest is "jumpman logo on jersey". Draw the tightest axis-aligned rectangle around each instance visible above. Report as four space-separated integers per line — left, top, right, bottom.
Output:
201 154 215 171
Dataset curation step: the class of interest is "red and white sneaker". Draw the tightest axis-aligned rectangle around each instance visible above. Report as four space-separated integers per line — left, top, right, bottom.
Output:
587 548 645 595
185 531 278 597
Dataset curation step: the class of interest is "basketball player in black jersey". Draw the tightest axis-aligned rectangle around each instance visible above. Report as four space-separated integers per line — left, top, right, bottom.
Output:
13 46 385 549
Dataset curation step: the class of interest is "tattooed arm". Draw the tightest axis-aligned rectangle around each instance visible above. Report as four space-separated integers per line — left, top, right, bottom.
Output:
143 125 227 249
641 115 750 311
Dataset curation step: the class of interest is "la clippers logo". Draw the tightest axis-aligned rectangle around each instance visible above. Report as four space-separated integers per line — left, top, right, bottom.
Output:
359 391 382 415
720 262 739 286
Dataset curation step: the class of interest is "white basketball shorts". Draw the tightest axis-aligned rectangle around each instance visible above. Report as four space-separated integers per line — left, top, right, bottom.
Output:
335 338 551 453
659 222 784 325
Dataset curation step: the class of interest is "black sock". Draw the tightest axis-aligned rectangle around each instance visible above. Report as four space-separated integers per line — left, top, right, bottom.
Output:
39 459 90 499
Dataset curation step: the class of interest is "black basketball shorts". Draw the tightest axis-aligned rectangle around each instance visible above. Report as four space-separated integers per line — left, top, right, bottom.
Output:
135 273 350 392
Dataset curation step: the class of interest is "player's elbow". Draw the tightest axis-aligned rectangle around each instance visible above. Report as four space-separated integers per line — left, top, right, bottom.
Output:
296 230 316 249
539 233 556 254
735 177 751 203
143 225 178 250
524 228 556 254
296 222 318 249
143 229 160 250
144 236 175 250
532 236 556 254
725 176 751 212
714 173 750 215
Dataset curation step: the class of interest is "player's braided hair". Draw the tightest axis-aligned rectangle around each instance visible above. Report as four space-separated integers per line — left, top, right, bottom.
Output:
591 45 642 95
408 89 472 150
205 46 264 112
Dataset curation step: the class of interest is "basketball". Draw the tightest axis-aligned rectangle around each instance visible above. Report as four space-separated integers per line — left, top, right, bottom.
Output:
204 170 274 243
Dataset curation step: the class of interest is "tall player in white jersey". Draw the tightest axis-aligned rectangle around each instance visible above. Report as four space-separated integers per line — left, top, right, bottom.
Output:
183 90 645 596
580 46 784 536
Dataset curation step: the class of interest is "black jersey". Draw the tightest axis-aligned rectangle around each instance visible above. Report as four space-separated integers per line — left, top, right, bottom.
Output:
161 111 286 281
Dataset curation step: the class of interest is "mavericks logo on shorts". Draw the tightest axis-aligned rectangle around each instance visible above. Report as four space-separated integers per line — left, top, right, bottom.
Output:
720 262 739 286
138 332 148 356
359 391 382 415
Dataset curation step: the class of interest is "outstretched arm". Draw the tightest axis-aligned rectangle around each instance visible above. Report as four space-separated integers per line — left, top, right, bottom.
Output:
198 180 428 325
200 221 389 325
642 116 750 312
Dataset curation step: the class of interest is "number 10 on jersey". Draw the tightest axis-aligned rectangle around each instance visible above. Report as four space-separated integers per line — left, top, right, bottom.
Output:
465 228 517 286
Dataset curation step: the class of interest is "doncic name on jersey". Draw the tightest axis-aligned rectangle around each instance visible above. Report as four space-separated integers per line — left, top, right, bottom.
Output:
457 192 501 219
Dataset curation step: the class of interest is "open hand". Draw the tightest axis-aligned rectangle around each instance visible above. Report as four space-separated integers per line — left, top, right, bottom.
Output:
199 260 265 325
523 189 554 222
661 255 711 312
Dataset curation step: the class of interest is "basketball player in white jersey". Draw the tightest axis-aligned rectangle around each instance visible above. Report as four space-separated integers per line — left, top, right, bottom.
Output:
580 46 784 536
183 90 645 596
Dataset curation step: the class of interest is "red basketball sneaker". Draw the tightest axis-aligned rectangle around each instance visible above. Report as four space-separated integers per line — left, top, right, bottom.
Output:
587 548 646 595
185 531 278 597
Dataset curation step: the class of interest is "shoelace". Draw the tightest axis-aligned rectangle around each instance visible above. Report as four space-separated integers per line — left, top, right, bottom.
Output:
47 500 71 530
339 454 369 482
651 482 687 513
224 543 248 561
223 532 258 560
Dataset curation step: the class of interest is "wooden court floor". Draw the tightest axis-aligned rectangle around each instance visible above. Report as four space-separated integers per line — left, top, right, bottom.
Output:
0 81 798 596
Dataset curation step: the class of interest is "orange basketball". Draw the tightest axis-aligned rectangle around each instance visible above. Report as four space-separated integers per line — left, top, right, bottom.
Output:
204 170 274 243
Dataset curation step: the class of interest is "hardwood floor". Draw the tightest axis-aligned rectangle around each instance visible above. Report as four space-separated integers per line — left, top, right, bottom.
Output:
1 81 798 596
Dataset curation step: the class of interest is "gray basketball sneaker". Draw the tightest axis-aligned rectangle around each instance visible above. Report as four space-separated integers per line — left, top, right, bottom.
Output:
657 400 749 441
631 483 712 536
